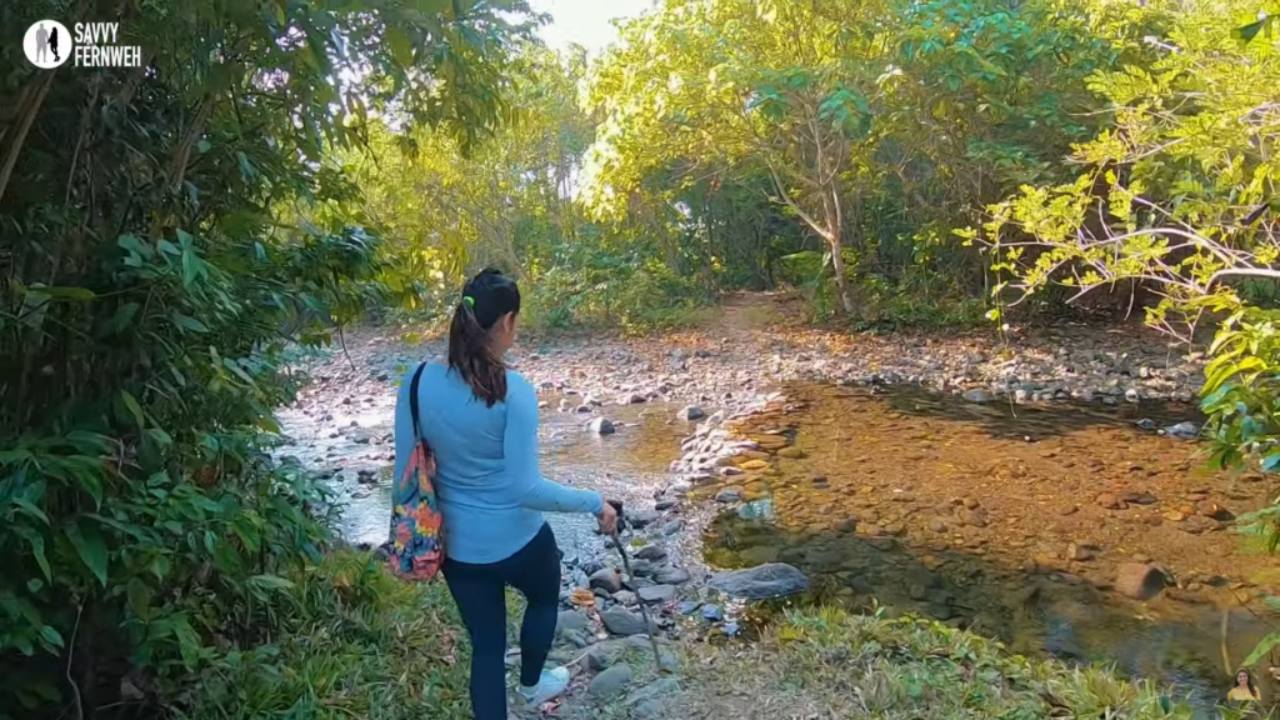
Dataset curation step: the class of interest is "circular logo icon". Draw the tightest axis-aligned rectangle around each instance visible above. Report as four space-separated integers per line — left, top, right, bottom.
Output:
24 20 72 69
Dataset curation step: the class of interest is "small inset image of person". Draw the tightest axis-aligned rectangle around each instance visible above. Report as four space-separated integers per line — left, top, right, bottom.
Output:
1228 668 1262 703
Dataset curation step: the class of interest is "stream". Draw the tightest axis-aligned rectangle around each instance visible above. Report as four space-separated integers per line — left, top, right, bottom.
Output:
696 382 1280 717
274 356 1280 718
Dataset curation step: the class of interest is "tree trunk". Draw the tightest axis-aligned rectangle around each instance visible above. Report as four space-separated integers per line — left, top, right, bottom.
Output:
822 190 855 316
828 235 855 316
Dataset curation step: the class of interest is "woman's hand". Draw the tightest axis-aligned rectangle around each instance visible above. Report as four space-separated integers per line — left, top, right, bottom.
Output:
596 500 619 536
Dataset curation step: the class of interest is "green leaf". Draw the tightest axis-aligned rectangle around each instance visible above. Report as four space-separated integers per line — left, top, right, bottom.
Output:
15 526 52 581
1262 452 1280 472
386 26 415 67
127 578 154 621
107 302 141 335
38 626 64 650
66 519 109 586
182 249 199 288
119 390 146 429
1244 631 1280 666
172 313 210 333
1233 19 1267 43
30 285 96 301
247 574 294 591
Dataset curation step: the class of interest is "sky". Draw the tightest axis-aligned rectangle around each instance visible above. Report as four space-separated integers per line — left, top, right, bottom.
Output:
528 0 655 57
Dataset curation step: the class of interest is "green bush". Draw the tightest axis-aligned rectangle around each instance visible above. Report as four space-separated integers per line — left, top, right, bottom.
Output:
181 551 470 720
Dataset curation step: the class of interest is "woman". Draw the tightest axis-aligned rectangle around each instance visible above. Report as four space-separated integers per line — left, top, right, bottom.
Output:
1229 668 1262 703
393 268 617 719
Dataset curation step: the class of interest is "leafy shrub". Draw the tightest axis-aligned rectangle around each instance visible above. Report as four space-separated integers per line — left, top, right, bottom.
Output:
180 551 471 720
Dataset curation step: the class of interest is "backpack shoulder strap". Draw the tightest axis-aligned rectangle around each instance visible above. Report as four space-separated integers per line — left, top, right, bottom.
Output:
408 362 428 441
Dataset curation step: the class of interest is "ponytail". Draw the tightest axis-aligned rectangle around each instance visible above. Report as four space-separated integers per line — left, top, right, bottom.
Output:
447 268 520 406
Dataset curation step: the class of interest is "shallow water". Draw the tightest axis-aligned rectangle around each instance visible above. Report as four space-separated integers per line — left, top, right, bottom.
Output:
275 365 1280 716
272 376 688 559
699 382 1280 717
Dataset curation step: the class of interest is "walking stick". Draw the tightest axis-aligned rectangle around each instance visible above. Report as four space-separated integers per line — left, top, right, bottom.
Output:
607 500 665 673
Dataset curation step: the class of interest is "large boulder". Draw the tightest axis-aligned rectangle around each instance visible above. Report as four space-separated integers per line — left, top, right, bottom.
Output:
709 562 809 600
1115 563 1171 600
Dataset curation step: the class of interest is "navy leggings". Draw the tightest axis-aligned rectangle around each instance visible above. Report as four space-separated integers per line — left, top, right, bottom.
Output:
443 523 561 719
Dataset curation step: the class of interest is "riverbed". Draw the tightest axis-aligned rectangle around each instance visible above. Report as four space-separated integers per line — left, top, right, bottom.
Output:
270 304 1274 717
694 382 1280 716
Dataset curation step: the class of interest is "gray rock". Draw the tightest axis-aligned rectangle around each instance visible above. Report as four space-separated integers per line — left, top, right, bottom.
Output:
678 405 706 421
556 610 589 635
589 568 623 593
677 600 702 615
588 663 633 700
589 417 616 435
601 607 650 636
586 640 627 671
626 677 680 718
612 590 637 605
637 584 676 604
627 509 660 529
1164 421 1200 440
715 486 743 503
1115 563 1171 600
655 566 691 585
963 388 995 404
634 544 668 561
709 563 809 600
701 604 724 622
628 558 657 577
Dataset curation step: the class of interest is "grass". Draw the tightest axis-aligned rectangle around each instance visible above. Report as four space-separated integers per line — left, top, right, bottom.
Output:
675 606 1249 720
178 551 472 720
172 555 1265 720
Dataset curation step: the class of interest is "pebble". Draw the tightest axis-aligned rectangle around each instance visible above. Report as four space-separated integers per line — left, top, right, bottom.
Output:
678 405 706 421
589 417 616 435
715 486 744 503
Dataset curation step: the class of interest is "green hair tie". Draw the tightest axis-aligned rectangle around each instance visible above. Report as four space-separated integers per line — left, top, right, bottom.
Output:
462 295 476 308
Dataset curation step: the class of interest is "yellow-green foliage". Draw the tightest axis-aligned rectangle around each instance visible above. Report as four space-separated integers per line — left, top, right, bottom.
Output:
684 607 1200 719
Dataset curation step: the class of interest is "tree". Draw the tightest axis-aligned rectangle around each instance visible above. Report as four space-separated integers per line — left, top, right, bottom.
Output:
0 0 532 713
978 0 1280 475
582 0 893 315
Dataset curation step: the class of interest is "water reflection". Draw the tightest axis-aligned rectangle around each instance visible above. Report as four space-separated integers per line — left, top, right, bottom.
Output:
701 381 1280 718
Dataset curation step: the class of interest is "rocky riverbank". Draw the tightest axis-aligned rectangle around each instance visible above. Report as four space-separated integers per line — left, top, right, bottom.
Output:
279 292 1224 718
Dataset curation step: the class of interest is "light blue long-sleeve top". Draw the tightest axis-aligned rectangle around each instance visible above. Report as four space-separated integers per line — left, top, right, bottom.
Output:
393 363 604 564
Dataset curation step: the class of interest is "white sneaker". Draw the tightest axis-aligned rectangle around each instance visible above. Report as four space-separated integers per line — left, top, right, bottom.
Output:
518 666 571 706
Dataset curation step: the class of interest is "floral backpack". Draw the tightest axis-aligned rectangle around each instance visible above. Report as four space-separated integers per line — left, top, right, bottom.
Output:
387 362 445 581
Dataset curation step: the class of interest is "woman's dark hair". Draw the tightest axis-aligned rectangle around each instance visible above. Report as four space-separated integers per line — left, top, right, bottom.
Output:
448 268 521 406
